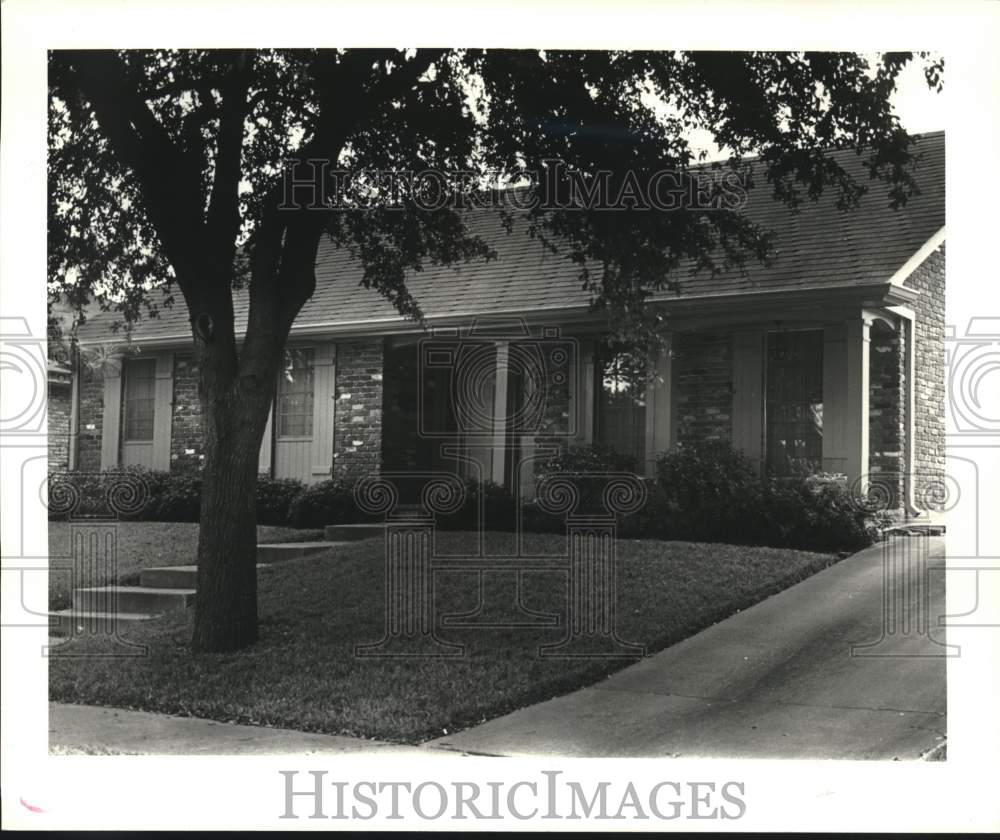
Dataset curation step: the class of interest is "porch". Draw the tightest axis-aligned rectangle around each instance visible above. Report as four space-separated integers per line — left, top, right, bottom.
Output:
377 296 920 515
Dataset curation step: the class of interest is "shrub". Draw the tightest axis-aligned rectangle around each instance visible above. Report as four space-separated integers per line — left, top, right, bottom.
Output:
750 478 890 553
288 478 366 529
50 468 301 526
256 477 305 525
438 480 518 532
655 440 759 542
541 443 639 475
48 466 170 521
653 440 887 552
146 471 201 521
537 443 640 516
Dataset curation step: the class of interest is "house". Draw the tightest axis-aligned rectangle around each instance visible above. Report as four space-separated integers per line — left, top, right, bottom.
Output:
55 132 945 516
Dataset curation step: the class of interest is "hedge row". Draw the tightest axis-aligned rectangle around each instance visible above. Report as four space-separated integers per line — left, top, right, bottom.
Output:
47 441 890 552
46 468 357 528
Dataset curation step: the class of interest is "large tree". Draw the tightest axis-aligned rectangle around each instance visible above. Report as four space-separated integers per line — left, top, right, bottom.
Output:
48 49 942 651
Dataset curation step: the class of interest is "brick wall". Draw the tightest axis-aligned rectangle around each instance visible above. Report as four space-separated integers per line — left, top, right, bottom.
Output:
170 354 204 472
333 338 383 481
48 380 72 471
76 361 106 472
673 330 733 446
535 335 573 446
903 243 946 507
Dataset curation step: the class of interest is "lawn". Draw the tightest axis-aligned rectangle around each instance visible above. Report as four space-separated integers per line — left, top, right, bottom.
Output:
48 521 323 609
49 527 839 743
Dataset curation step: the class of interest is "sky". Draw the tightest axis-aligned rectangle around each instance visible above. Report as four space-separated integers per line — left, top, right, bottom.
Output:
683 58 946 161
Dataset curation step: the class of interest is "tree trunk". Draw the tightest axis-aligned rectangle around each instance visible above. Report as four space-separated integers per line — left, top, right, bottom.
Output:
190 369 275 653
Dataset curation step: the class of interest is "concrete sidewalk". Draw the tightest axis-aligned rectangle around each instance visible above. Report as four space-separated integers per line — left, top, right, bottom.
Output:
429 536 949 759
49 703 437 755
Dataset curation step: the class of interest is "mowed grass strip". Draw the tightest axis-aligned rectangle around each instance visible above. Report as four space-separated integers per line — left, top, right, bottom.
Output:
49 530 837 743
48 521 324 610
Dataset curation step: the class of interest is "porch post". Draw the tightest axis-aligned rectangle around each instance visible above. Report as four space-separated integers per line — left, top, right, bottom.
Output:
844 315 872 492
644 333 673 478
578 341 596 446
491 340 509 487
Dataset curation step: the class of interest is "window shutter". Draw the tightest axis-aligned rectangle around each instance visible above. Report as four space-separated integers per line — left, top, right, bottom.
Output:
151 352 174 470
310 343 336 478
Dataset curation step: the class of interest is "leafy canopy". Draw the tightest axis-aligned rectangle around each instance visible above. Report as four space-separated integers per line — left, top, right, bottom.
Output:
48 49 943 344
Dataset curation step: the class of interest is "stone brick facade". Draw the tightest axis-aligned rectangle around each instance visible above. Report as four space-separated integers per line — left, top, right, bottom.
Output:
170 354 204 473
332 338 383 482
903 243 946 508
673 330 733 446
535 335 573 444
47 378 72 471
868 319 906 509
76 360 107 472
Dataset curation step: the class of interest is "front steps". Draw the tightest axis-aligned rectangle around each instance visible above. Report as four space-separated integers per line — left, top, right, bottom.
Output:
257 541 345 563
49 540 344 638
323 523 385 541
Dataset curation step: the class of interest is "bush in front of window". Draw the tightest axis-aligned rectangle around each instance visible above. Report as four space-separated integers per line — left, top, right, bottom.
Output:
49 469 298 525
655 440 760 542
256 477 305 526
746 478 891 553
532 443 641 520
652 441 889 552
146 471 201 521
437 480 519 532
287 478 372 529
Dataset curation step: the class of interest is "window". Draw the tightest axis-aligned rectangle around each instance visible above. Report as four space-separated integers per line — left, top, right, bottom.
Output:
277 347 314 437
596 348 646 465
765 330 823 476
122 357 156 441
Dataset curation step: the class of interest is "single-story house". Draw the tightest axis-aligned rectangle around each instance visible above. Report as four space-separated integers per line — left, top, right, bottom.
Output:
53 131 945 516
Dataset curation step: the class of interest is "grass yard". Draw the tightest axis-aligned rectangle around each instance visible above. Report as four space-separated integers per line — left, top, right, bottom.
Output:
48 521 323 609
49 527 839 743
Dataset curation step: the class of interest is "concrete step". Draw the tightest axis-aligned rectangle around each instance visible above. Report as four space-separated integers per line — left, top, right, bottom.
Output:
323 523 385 542
49 609 157 637
140 565 198 589
140 563 271 589
73 586 195 614
256 542 344 563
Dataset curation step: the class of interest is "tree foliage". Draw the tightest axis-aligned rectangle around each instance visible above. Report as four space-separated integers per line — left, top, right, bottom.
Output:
49 49 941 344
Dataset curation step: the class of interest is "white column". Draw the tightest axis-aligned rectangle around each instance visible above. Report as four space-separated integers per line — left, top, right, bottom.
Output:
491 340 509 487
577 341 596 446
643 333 673 478
844 315 872 491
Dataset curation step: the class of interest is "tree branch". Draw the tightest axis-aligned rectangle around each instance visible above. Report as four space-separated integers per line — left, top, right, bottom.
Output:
66 50 205 285
205 50 253 273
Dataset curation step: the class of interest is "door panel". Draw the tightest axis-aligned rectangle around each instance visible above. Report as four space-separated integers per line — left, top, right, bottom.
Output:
120 357 157 469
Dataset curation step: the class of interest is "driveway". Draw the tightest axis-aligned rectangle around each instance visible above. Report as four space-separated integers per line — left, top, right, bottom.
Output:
429 535 948 759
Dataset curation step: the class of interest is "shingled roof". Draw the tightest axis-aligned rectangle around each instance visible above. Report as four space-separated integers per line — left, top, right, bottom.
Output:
76 131 944 344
